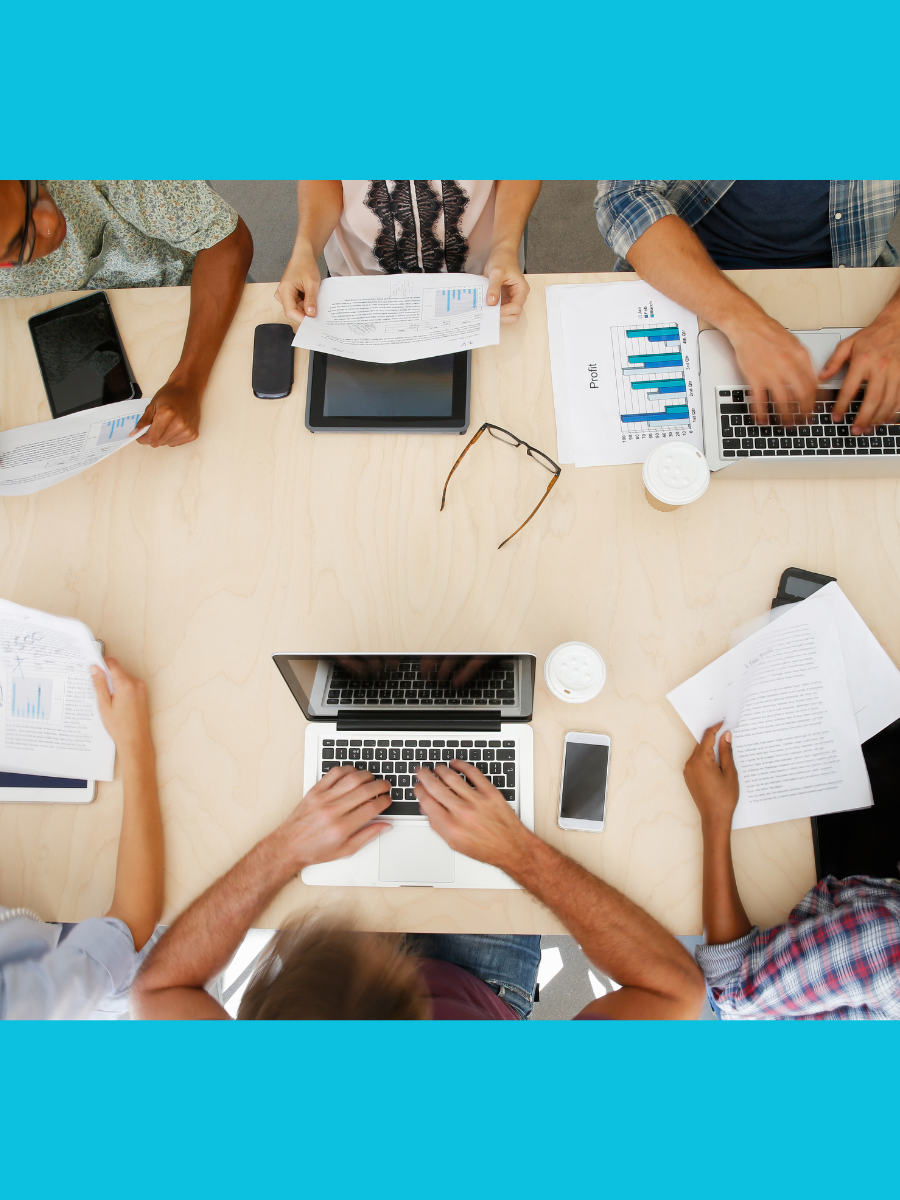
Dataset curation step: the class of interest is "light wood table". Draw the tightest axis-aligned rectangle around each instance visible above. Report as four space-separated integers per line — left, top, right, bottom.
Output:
2 269 899 934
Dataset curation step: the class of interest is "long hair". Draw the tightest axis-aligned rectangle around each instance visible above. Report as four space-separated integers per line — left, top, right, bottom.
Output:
237 916 428 1021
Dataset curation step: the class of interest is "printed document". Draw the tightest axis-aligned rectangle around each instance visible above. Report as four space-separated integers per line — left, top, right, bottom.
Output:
0 398 145 497
291 273 500 363
667 595 873 829
0 599 115 781
547 281 703 467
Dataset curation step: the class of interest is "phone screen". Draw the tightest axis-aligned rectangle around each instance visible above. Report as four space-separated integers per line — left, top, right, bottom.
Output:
560 741 609 823
30 294 137 417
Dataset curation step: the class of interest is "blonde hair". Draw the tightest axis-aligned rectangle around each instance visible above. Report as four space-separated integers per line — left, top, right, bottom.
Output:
237 916 428 1021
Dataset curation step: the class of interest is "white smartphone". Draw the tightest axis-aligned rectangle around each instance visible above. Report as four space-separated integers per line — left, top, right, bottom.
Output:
557 732 610 832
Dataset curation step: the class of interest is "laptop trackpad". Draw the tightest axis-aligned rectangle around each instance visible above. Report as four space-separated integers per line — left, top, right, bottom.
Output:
378 826 455 884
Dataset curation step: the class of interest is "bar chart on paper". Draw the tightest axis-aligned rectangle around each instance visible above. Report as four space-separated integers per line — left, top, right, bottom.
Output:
85 413 141 451
423 285 483 321
10 676 53 720
611 323 694 436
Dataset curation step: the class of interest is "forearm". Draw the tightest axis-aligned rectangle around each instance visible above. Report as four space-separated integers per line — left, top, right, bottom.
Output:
503 833 700 1006
292 180 344 262
134 831 294 1000
491 181 541 254
169 218 253 391
701 819 752 945
626 214 768 338
105 742 163 951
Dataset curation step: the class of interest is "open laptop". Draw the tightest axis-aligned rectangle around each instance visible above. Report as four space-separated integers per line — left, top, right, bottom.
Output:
273 653 535 888
700 327 900 478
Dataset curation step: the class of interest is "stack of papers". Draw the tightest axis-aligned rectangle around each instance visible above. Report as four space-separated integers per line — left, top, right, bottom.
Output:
667 584 900 829
0 599 115 782
547 280 704 467
292 273 500 364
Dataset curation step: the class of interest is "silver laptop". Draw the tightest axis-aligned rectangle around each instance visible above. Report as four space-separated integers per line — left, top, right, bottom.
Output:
273 653 535 888
700 327 900 477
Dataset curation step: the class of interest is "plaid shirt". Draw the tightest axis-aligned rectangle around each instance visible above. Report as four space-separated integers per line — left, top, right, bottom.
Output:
696 876 900 1020
594 181 900 269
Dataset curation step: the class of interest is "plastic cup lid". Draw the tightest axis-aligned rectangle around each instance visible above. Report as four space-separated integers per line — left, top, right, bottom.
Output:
642 443 710 506
544 642 607 703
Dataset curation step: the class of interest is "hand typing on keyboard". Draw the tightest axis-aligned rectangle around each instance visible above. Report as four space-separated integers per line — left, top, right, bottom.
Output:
821 301 900 436
726 314 819 427
271 765 392 870
414 760 531 870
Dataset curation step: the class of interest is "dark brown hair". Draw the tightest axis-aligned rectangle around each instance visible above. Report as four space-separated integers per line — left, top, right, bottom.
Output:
237 916 428 1021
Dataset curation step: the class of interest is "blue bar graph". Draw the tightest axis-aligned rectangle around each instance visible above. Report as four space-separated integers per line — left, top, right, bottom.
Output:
11 677 52 720
621 406 689 424
626 325 678 340
627 353 683 368
99 416 137 444
437 287 479 316
631 379 687 393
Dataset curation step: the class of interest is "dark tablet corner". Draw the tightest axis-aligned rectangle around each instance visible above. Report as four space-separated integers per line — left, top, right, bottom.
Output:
813 717 900 880
306 350 470 434
28 292 141 419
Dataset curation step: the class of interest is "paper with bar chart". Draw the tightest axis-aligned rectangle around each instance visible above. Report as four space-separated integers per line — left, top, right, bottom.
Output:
0 397 145 496
546 281 703 467
292 273 500 363
0 598 115 782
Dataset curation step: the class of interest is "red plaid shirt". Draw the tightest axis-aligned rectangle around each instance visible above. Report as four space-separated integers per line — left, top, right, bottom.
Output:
695 876 900 1020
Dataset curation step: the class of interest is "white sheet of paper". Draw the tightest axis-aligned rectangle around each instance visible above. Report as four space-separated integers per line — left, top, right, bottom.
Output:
0 398 145 497
667 598 873 829
546 281 703 467
0 599 115 781
291 273 501 363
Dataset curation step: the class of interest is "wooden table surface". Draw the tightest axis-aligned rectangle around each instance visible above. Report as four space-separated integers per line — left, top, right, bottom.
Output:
2 268 899 934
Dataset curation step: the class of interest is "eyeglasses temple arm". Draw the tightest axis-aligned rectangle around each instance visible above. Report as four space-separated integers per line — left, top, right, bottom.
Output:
439 425 486 511
497 471 561 549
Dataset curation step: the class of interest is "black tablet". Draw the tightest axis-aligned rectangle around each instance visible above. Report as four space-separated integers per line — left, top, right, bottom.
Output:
305 350 470 434
29 292 142 418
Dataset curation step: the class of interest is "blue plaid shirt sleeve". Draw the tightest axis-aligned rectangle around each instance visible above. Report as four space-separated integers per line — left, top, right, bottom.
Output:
695 876 900 1020
594 180 900 268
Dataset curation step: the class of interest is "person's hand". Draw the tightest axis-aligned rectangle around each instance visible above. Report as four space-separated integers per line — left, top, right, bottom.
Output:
727 314 819 426
683 723 739 830
275 251 321 326
821 305 900 435
135 379 201 447
418 655 493 689
415 761 531 869
270 765 391 872
90 657 153 759
484 246 530 325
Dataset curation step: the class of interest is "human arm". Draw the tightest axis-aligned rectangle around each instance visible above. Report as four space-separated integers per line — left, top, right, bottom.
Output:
131 766 391 1019
821 283 900 434
275 181 344 324
625 214 819 425
135 217 253 447
484 181 541 324
414 763 705 1019
91 658 164 952
683 724 752 945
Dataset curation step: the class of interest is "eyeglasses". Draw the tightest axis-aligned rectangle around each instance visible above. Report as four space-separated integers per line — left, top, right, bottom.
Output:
440 422 562 548
0 181 38 268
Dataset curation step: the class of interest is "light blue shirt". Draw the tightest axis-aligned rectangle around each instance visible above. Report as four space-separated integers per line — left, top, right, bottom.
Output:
0 908 137 1019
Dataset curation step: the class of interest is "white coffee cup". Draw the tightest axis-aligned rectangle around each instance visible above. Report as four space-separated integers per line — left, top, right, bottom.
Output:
544 642 607 703
642 443 710 511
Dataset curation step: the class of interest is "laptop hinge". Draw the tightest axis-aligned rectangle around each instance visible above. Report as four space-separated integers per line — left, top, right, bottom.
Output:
336 715 503 732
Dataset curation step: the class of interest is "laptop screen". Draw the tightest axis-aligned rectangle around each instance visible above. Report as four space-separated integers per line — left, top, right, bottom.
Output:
273 654 535 722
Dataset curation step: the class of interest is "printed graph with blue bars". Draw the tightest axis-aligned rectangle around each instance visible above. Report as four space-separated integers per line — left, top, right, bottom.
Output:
612 322 691 433
11 677 52 720
435 287 480 316
98 415 138 443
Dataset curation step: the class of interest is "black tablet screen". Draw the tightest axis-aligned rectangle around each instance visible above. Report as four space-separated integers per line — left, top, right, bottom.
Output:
31 294 136 417
323 354 454 419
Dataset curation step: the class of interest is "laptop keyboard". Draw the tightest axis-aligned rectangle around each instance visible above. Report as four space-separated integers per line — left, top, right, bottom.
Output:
320 736 517 816
325 658 517 707
717 388 900 458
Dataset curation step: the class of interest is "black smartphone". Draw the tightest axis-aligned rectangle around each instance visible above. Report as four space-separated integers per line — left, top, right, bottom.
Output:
252 324 294 398
771 566 837 609
28 292 142 418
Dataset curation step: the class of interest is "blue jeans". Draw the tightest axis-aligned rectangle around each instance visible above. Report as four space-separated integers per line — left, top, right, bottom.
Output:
408 934 541 1019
